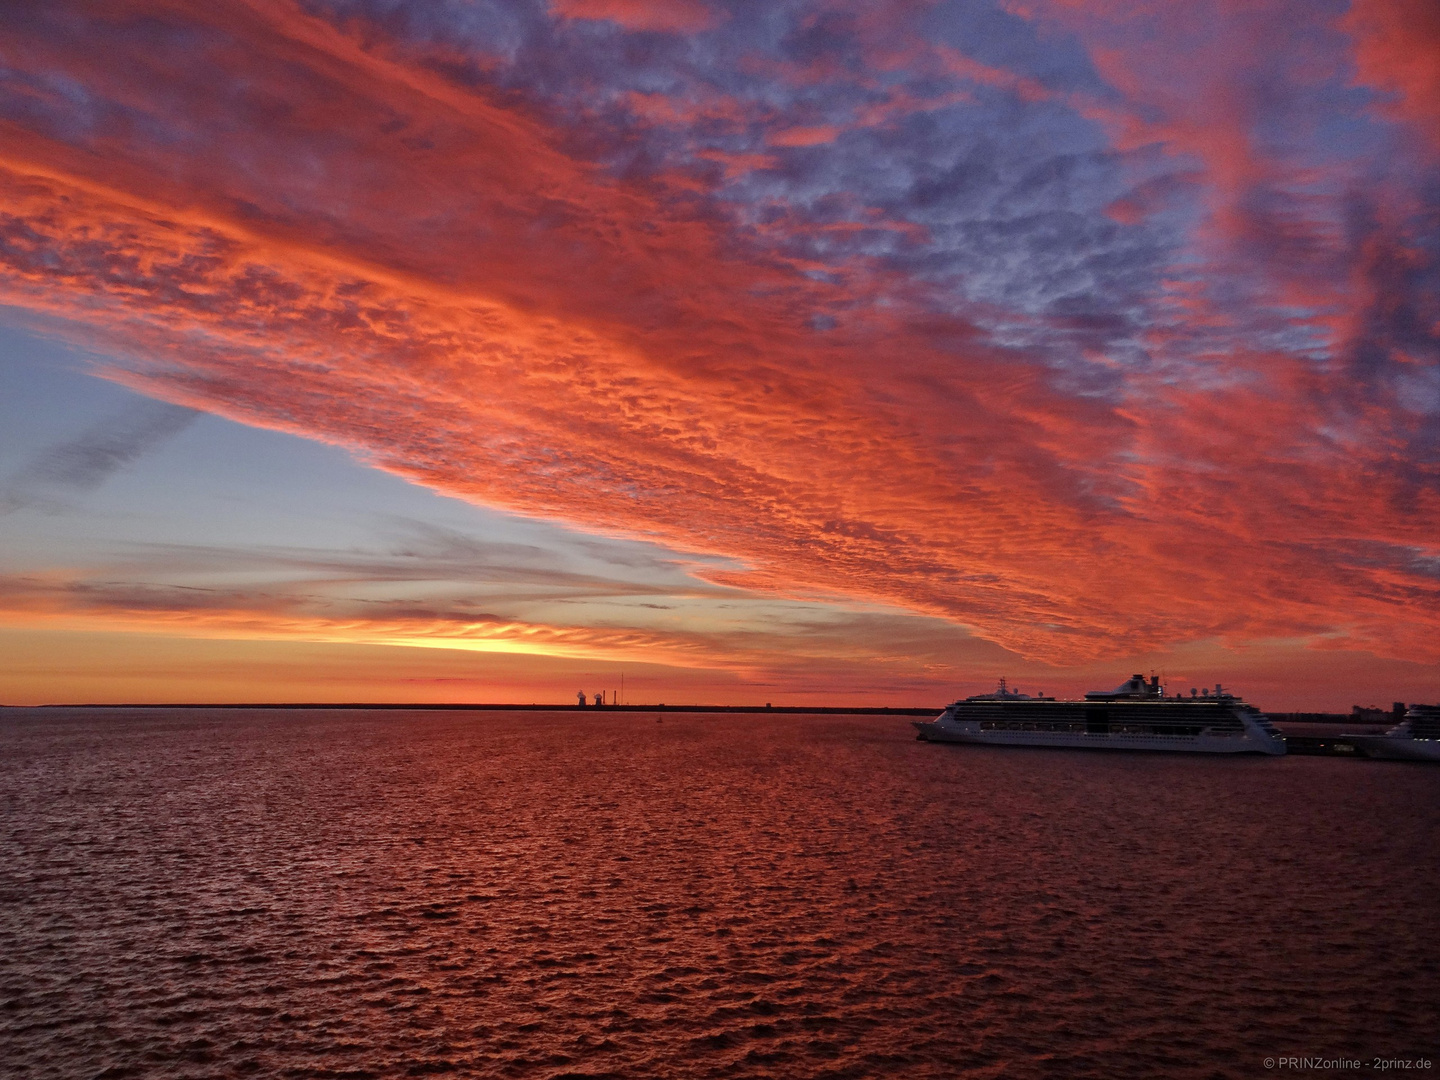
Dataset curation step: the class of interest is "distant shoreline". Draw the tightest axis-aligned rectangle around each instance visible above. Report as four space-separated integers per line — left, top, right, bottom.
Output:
8 702 941 715
0 703 1383 722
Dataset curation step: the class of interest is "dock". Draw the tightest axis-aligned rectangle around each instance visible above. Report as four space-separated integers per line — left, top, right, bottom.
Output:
1273 722 1394 758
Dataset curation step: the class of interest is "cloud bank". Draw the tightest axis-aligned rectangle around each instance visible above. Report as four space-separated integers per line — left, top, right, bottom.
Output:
0 0 1435 666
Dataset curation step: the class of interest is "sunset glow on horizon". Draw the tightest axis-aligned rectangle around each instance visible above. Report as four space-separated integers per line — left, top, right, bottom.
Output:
1 0 1437 710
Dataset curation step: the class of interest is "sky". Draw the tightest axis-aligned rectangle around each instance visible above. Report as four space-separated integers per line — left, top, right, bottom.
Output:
0 0 1437 710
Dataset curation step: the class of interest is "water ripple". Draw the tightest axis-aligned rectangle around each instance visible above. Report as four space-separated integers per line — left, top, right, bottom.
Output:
1 708 1437 1078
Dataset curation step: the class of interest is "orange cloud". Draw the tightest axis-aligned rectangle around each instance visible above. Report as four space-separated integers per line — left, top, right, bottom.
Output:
0 0 1436 678
0 570 724 667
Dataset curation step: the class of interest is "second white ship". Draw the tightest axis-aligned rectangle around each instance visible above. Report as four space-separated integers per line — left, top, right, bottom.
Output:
1339 704 1440 762
913 674 1286 755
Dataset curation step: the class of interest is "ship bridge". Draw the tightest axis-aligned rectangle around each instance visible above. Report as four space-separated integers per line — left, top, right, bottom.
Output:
1084 674 1165 701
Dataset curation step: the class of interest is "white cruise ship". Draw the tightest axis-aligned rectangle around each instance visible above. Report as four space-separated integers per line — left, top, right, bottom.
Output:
913 675 1286 755
1340 704 1440 762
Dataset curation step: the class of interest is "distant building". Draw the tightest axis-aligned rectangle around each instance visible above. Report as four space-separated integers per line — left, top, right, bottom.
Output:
1351 705 1391 723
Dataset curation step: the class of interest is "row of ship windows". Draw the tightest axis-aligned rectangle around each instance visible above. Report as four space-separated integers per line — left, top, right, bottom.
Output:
975 721 1236 735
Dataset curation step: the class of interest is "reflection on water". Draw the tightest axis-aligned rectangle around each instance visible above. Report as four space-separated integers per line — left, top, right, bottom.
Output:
1 708 1436 1078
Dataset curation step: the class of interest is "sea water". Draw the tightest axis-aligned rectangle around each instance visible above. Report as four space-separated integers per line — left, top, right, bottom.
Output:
1 707 1436 1078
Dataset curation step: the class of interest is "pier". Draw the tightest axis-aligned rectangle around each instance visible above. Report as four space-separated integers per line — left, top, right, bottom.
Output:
1274 725 1392 758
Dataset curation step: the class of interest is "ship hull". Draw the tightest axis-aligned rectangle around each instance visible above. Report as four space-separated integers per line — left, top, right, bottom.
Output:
913 721 1281 754
1340 736 1440 762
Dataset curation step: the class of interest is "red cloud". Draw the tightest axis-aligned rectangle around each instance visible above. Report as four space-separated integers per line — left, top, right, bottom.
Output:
1344 0 1440 153
768 125 842 148
551 0 717 34
0 0 1436 672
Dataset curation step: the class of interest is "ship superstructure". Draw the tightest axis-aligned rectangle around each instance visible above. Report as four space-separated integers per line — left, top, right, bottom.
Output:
913 674 1286 755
